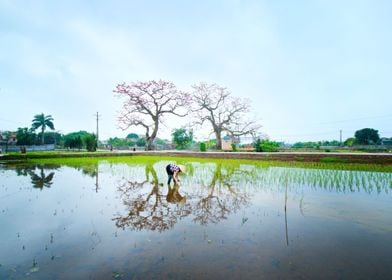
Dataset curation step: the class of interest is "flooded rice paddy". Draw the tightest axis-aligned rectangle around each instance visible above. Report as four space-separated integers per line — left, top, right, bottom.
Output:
0 158 391 279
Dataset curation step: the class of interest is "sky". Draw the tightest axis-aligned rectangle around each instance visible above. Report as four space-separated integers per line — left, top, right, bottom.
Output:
0 0 391 143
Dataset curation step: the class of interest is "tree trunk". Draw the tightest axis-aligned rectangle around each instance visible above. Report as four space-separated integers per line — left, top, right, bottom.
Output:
41 127 45 145
215 129 222 150
145 137 152 151
146 121 159 151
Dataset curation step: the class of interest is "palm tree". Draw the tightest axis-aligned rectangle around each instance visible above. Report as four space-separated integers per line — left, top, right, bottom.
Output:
31 113 55 145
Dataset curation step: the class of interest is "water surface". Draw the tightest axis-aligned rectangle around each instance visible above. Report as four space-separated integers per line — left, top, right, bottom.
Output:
0 159 391 279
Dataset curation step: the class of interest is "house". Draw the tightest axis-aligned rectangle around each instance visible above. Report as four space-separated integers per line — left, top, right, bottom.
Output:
381 138 392 146
8 134 17 145
222 135 240 150
0 132 17 145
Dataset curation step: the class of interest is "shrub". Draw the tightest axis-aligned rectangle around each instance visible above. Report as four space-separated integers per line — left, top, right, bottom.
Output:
172 128 193 150
254 139 280 152
231 143 237 152
254 139 262 152
84 134 97 152
64 135 83 149
199 142 206 152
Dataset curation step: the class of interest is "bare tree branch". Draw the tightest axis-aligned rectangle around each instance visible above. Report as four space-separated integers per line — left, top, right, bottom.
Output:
191 82 261 149
114 80 190 150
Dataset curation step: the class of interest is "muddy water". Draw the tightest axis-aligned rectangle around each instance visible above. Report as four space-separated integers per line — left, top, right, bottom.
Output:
0 160 391 279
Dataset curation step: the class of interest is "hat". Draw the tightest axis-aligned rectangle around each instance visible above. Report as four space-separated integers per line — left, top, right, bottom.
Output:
178 164 187 173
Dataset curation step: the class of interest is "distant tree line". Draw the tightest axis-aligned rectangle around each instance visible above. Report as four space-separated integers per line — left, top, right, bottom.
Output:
62 131 97 151
292 140 342 149
107 133 146 149
292 128 386 149
15 129 97 151
15 128 61 146
7 113 97 152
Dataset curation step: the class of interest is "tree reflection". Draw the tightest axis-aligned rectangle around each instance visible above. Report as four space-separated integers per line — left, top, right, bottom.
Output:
3 163 59 190
69 163 100 192
113 164 191 232
113 162 251 231
192 162 251 225
15 165 35 176
30 167 55 190
77 164 98 177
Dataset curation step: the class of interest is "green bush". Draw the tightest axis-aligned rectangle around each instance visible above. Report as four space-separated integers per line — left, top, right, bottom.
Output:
64 135 83 149
231 143 237 152
199 142 206 152
254 139 262 152
84 134 97 152
254 139 279 152
172 128 193 150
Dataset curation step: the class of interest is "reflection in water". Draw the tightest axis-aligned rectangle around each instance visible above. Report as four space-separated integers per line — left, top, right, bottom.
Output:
111 161 391 233
30 168 55 190
113 162 251 231
113 163 190 231
167 183 186 204
69 163 101 192
4 163 59 190
284 177 289 246
0 160 391 279
192 162 251 225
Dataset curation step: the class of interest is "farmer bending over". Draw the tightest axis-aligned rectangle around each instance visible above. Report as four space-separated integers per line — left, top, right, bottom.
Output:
166 163 186 184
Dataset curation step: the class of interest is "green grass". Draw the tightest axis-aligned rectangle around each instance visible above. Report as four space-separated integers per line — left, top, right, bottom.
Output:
2 150 109 156
319 157 349 163
1 150 391 172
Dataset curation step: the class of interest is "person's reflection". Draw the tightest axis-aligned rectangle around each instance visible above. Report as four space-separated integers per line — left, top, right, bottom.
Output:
29 166 55 190
166 183 186 204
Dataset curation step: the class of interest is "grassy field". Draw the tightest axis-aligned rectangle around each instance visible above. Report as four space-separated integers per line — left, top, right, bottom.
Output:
1 150 392 169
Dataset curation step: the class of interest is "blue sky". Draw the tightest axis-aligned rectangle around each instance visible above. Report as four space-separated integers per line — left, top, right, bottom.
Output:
1 0 391 143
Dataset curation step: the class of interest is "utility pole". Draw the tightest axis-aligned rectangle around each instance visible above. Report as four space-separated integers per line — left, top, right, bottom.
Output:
95 112 101 148
340 129 342 146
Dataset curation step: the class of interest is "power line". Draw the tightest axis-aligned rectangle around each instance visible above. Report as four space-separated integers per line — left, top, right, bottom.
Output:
313 114 392 125
271 131 340 137
0 118 25 125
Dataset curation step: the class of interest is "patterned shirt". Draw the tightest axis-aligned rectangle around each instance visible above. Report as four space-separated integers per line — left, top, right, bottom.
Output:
168 164 181 173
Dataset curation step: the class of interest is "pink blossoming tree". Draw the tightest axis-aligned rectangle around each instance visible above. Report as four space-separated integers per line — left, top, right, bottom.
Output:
114 80 190 150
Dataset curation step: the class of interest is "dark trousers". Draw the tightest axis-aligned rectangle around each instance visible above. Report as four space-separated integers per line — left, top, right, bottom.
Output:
166 164 173 184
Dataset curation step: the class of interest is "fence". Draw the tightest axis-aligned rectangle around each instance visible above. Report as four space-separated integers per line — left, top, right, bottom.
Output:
0 144 55 153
